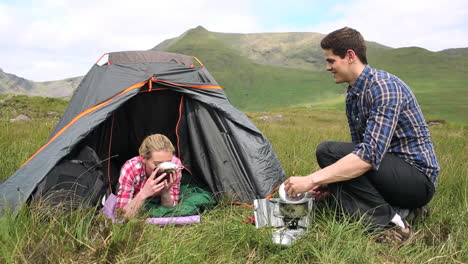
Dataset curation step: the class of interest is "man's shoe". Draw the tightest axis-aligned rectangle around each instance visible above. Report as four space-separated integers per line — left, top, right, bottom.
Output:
375 219 412 244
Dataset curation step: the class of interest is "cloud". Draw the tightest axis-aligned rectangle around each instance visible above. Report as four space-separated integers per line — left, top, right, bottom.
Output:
0 0 261 81
1 0 467 81
306 0 468 51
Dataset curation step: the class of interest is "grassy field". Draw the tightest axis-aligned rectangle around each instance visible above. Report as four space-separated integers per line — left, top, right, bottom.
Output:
0 95 467 263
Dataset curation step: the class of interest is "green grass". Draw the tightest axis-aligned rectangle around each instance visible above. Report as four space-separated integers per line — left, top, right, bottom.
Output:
0 97 467 263
0 96 68 175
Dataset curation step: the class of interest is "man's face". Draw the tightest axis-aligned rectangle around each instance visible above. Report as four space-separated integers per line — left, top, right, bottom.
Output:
144 151 173 176
323 49 351 84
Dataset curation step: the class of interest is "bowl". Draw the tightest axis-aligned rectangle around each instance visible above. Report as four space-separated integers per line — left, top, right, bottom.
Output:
278 183 308 204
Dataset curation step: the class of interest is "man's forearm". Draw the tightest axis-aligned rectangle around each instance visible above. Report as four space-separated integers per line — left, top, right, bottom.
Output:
309 153 373 186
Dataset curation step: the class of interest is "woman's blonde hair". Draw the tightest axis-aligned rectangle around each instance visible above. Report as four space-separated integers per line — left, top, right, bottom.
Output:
139 134 175 159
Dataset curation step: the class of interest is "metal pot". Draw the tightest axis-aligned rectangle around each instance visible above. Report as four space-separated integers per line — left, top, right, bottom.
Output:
278 200 309 218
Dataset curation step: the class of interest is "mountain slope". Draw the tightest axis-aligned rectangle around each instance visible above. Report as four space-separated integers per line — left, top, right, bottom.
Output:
154 26 343 110
0 68 81 98
154 26 393 72
2 26 466 123
368 47 468 121
213 31 392 71
153 26 468 123
439 47 468 56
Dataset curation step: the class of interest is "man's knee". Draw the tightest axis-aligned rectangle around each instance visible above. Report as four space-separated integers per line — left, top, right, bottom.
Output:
316 141 354 168
316 141 335 168
316 141 334 154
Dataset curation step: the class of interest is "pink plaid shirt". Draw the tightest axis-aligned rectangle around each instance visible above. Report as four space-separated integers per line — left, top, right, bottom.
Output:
116 156 183 209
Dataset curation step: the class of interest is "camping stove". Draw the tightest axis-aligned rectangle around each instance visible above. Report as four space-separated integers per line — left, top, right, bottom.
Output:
254 186 313 246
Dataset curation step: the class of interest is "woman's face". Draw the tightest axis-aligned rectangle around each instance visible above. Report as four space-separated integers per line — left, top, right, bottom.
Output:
143 151 173 176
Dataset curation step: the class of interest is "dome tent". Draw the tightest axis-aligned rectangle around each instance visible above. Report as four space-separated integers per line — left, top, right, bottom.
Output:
0 50 285 214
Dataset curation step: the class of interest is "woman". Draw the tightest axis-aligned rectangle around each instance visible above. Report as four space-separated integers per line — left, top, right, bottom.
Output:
116 134 183 218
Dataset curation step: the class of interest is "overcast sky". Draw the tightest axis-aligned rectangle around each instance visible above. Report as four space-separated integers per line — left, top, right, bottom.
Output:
1 0 467 81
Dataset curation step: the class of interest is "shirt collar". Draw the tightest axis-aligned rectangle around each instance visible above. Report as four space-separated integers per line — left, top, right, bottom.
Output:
347 64 371 95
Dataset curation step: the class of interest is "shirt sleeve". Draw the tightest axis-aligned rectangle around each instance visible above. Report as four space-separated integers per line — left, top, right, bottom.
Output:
170 156 184 205
352 80 403 170
116 160 137 209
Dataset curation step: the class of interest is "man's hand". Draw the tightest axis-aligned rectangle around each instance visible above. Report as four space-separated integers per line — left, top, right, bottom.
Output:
284 153 372 199
284 176 315 197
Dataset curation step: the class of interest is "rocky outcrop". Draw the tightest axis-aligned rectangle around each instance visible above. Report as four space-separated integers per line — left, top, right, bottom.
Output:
10 114 32 123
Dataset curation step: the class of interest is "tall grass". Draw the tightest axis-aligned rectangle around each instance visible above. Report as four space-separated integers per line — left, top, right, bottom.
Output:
0 101 467 263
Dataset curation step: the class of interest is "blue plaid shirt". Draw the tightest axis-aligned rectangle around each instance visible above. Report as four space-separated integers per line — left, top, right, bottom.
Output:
347 65 439 184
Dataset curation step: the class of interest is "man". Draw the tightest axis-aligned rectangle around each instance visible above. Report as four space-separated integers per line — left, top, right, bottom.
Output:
284 27 439 240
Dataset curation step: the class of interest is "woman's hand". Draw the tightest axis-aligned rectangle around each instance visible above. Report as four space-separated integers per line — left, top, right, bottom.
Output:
140 168 172 199
158 170 179 207
160 170 178 192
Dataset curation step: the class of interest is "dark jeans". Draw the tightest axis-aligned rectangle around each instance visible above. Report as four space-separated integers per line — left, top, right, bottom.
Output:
316 141 435 228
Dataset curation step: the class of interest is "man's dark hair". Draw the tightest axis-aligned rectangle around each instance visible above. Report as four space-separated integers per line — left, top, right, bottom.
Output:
320 27 368 64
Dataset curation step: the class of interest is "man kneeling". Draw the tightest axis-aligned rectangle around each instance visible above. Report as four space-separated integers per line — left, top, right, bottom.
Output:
284 27 439 241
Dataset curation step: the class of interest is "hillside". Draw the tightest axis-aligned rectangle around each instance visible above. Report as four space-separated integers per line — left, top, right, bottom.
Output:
368 47 468 121
153 26 393 72
153 26 343 110
153 26 468 123
0 68 81 98
439 47 468 56
1 26 467 123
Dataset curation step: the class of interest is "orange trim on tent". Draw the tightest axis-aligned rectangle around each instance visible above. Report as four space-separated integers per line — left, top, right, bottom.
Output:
22 76 220 167
176 96 184 159
233 184 282 207
144 76 222 90
264 184 281 199
138 88 170 94
107 112 115 193
193 57 204 67
21 80 148 167
96 53 109 65
175 95 193 175
155 79 222 90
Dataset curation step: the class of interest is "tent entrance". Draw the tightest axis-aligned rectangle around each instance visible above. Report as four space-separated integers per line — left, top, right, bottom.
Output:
83 88 184 191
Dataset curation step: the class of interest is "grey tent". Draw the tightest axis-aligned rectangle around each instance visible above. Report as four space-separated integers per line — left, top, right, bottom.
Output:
0 50 285 214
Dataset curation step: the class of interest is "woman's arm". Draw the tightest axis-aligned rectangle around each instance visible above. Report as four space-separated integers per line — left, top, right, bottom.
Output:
122 170 169 218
